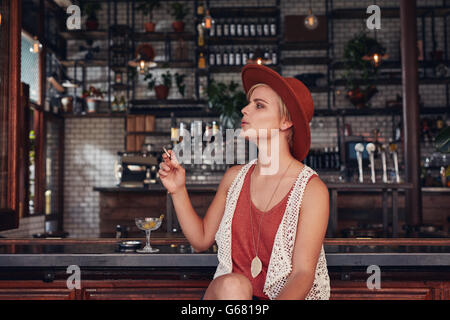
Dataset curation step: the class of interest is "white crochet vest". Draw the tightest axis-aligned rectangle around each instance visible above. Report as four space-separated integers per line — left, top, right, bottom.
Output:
213 158 330 300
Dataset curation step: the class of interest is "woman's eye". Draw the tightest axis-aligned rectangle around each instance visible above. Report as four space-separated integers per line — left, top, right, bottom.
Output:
256 103 263 109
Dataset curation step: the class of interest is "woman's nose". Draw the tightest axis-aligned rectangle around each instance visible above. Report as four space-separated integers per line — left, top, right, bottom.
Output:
241 103 250 115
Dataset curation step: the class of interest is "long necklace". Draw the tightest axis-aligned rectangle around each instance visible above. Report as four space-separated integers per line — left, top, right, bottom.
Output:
249 160 294 278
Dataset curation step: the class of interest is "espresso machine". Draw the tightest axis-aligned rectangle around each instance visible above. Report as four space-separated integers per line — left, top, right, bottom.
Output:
114 149 160 188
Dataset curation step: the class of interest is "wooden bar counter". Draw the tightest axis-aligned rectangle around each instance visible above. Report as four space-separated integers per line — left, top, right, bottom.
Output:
0 238 449 300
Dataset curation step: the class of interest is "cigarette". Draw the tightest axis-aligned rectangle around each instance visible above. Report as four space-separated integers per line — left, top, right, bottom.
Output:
163 147 171 160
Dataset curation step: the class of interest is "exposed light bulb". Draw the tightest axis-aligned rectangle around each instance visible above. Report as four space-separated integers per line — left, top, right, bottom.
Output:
30 36 42 53
202 10 214 29
304 9 319 30
372 53 380 66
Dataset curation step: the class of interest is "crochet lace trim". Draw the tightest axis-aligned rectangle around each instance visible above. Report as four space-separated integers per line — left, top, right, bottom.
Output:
214 159 330 300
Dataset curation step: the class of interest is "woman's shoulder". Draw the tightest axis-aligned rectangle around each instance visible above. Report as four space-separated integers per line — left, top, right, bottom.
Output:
222 164 245 189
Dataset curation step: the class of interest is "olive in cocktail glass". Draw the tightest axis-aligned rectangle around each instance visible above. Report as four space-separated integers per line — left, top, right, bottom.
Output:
135 215 164 253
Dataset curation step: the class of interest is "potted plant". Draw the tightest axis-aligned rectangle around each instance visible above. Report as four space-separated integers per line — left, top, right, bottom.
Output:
207 79 247 129
136 0 161 32
174 72 186 98
343 32 385 109
82 86 104 113
81 3 102 31
168 2 189 32
145 70 172 100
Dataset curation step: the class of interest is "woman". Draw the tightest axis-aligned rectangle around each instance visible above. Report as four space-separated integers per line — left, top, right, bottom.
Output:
158 64 330 300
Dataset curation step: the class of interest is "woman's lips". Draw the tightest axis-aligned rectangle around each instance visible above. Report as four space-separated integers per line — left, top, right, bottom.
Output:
241 121 248 126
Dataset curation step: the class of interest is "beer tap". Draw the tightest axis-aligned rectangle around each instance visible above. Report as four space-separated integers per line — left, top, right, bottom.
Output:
389 142 400 183
355 143 365 183
380 143 388 183
366 143 376 183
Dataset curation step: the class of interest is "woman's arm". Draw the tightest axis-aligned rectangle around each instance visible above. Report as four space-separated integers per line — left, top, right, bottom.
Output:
275 176 330 300
159 150 242 252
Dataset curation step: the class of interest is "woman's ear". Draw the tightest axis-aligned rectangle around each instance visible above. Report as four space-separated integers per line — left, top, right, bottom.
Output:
280 119 293 131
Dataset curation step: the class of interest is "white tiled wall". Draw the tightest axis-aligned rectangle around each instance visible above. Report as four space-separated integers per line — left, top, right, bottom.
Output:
59 0 448 237
0 215 45 238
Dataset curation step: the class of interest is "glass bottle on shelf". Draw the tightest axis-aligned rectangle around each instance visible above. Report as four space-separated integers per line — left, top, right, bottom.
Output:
170 112 179 147
209 20 216 37
229 47 235 65
256 18 263 37
236 19 243 36
216 48 222 66
230 18 236 36
216 19 222 37
242 48 249 65
263 18 270 37
198 52 206 69
235 48 242 66
223 47 229 66
271 48 278 65
270 17 277 36
243 20 249 37
197 1 205 15
249 18 256 37
112 96 119 112
223 18 229 37
197 23 205 47
119 96 126 112
209 48 215 66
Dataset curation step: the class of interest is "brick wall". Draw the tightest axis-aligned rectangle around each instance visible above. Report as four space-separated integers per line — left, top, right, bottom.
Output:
59 0 449 237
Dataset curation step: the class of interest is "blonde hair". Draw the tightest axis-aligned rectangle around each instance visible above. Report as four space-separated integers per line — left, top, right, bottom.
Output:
246 83 294 149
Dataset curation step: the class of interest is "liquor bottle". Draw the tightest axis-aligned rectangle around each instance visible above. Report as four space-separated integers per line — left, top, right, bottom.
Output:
223 47 229 65
223 18 229 37
271 48 277 65
112 96 119 112
243 20 249 37
264 48 271 62
179 121 186 143
334 146 341 169
236 19 243 36
197 23 205 47
263 18 270 37
209 48 215 66
216 19 222 37
209 21 216 37
324 147 330 169
216 48 222 66
197 1 205 15
198 52 206 69
395 120 402 142
242 49 248 65
256 18 263 37
249 18 256 37
229 47 235 65
270 17 277 36
170 112 179 146
119 96 126 112
235 48 242 66
230 18 236 36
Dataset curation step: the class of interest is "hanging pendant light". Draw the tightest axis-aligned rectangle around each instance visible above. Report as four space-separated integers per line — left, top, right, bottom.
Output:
30 36 43 53
128 44 157 74
304 0 319 30
362 33 388 68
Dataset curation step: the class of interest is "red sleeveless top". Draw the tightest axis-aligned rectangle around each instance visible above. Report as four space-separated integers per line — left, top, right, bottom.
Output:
231 164 317 299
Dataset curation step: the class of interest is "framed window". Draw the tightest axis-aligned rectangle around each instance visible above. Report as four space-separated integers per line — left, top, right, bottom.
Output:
0 0 23 230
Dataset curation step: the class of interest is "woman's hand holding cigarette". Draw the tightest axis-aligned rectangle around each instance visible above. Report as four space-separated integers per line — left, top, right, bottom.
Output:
158 149 186 195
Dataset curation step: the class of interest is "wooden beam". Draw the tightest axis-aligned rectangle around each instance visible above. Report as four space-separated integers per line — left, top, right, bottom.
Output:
400 0 423 231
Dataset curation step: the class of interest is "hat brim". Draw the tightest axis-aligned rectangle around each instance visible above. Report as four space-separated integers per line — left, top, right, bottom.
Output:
241 64 311 162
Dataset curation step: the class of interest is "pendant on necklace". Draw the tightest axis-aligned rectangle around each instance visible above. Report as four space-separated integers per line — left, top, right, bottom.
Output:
251 256 262 278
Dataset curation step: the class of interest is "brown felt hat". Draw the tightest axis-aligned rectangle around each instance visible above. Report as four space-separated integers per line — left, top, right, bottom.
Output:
241 64 314 162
